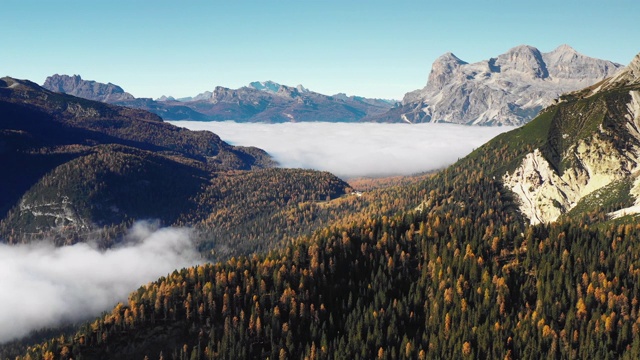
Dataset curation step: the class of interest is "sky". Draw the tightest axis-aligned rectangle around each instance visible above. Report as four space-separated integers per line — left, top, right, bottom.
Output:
171 121 514 178
2 0 639 100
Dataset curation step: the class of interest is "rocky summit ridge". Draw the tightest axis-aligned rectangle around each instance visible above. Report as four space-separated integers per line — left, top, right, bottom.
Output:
375 45 622 126
43 74 136 103
587 52 640 95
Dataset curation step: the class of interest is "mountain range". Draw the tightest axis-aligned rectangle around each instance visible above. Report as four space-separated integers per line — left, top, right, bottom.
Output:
43 75 396 122
372 44 622 125
43 45 621 126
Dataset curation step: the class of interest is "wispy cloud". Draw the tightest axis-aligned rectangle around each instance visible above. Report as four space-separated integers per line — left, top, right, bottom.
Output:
0 222 201 344
172 121 515 178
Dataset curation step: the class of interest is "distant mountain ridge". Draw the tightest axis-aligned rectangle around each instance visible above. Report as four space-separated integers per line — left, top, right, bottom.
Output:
42 75 396 122
371 44 622 125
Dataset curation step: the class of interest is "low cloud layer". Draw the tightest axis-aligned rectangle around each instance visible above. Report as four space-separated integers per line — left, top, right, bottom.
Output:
172 121 515 178
0 222 201 344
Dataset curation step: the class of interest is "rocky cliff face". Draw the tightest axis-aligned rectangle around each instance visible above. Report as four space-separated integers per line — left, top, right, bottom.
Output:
43 74 136 103
501 54 640 224
375 45 622 125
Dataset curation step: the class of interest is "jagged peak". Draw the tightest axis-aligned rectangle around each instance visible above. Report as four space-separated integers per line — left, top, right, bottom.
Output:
156 95 176 102
542 45 581 65
42 73 132 100
551 44 577 54
588 52 640 95
249 80 282 93
625 53 640 81
46 73 85 85
496 44 548 78
424 52 469 94
609 52 640 85
504 44 541 55
499 45 547 63
434 52 467 65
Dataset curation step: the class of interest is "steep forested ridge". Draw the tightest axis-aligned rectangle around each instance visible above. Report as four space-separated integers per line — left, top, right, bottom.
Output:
12 140 640 359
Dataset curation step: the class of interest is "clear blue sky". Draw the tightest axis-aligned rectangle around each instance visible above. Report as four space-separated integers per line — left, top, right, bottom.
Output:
2 0 638 100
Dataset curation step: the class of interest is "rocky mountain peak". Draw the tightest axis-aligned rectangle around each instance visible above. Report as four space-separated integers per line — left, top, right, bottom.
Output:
248 81 310 97
195 91 212 101
589 52 640 95
156 95 176 102
435 52 466 65
272 85 306 100
495 45 548 79
210 86 238 104
552 44 577 55
43 74 135 103
626 53 640 82
386 45 622 126
611 52 640 86
425 52 468 95
249 81 282 93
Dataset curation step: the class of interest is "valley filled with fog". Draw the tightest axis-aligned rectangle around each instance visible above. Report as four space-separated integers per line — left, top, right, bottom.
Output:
171 122 515 178
0 122 513 344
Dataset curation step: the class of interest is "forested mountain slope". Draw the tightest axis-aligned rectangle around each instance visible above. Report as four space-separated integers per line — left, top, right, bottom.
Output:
11 53 640 360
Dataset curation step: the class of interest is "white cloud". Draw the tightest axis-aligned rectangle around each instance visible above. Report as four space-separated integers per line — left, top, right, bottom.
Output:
0 222 201 344
171 121 515 178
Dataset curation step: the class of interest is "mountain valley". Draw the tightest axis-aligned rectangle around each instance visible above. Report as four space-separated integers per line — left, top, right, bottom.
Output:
4 50 640 360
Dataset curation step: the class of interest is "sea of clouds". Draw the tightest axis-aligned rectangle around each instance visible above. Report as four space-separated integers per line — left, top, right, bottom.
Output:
0 222 201 343
171 121 515 178
0 122 514 344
